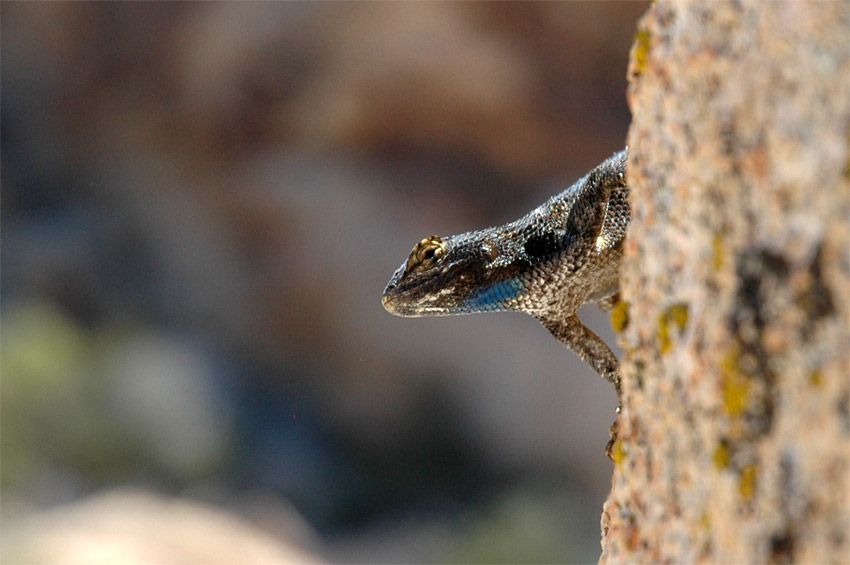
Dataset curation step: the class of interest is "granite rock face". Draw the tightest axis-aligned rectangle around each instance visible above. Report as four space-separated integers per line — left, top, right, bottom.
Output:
602 1 850 563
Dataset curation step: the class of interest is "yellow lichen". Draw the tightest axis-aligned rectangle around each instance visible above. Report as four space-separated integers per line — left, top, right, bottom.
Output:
712 233 726 270
809 370 823 387
632 28 652 76
657 303 689 354
669 304 689 330
611 439 626 466
658 324 671 353
713 442 731 469
739 464 758 500
611 301 631 333
721 347 751 417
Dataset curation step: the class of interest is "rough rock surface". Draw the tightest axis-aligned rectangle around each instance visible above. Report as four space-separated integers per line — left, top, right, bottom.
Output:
601 1 850 563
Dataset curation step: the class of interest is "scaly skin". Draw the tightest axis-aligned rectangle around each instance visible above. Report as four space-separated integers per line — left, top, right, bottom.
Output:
382 149 629 399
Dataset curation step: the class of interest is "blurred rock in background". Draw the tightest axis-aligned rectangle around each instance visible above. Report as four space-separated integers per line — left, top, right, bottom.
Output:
1 2 647 562
2 489 321 564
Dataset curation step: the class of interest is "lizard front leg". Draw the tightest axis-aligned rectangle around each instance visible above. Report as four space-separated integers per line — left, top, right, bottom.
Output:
535 313 621 397
536 313 622 458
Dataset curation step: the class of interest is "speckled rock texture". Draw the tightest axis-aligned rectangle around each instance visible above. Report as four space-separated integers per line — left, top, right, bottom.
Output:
601 1 850 563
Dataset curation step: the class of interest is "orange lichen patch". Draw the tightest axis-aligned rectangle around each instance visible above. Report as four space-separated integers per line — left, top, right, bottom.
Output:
625 518 642 552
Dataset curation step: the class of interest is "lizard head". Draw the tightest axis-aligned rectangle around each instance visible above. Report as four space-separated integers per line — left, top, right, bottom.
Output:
382 232 524 316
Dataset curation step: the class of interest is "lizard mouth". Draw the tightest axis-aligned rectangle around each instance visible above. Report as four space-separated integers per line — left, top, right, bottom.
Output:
382 269 459 317
381 271 416 316
381 286 428 316
381 260 430 316
381 292 399 314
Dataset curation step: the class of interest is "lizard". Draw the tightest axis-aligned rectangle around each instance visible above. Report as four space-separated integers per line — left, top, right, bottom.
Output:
381 149 629 453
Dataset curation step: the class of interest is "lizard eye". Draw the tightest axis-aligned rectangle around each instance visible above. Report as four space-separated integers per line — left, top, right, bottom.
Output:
406 236 446 273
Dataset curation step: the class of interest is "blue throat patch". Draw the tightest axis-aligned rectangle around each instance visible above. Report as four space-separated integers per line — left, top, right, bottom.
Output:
464 278 524 312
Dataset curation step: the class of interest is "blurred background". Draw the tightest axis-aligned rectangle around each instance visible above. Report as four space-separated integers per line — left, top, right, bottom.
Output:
1 2 647 563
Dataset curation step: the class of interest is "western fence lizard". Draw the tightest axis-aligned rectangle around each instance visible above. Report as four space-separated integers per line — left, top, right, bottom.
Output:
382 149 628 411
